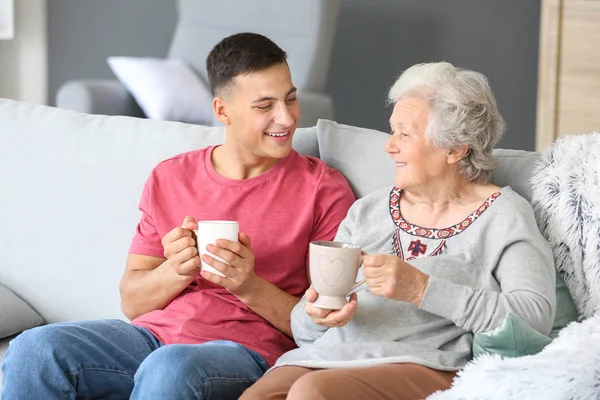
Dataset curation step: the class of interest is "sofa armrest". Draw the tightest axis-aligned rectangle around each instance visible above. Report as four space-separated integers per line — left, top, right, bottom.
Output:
56 79 145 117
297 91 334 128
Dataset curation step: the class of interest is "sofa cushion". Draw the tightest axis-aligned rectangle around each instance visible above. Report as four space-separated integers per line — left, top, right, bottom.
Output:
0 284 43 339
551 272 579 337
473 313 552 358
316 120 395 198
491 149 540 203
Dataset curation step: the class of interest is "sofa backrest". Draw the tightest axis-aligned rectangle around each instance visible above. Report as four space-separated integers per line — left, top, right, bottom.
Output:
0 99 540 324
0 100 318 324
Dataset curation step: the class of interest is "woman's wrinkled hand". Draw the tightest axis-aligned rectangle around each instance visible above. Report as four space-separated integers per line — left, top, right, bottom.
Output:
363 254 429 306
304 287 358 328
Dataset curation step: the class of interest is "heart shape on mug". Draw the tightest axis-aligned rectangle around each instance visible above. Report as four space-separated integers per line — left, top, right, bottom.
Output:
317 255 346 287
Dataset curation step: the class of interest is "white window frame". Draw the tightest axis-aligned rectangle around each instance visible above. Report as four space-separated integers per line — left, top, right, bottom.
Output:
0 0 14 40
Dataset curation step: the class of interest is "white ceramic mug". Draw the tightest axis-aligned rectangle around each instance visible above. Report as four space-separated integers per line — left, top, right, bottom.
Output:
309 241 365 310
194 220 239 277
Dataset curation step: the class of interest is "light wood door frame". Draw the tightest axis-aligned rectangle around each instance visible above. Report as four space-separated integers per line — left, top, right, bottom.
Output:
536 0 563 151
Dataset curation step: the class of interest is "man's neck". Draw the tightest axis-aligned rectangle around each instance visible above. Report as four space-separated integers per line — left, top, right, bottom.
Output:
211 144 280 180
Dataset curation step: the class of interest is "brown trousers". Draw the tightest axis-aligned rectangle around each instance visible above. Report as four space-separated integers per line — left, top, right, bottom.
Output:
240 363 456 400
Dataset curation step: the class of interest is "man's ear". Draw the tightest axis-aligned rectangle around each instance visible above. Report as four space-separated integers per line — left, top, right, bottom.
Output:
213 96 231 126
447 145 469 165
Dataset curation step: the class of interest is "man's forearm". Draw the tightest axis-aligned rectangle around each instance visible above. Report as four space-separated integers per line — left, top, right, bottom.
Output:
120 259 195 320
236 277 301 338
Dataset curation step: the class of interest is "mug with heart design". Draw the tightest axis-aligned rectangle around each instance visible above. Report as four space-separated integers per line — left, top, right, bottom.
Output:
309 241 365 310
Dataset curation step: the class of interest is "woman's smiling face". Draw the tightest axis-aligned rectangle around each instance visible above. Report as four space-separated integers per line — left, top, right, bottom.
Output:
385 97 450 191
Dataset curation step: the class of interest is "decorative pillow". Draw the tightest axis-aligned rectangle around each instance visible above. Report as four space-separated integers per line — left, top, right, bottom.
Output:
0 283 44 338
473 313 552 359
107 57 214 125
315 120 396 198
551 271 579 338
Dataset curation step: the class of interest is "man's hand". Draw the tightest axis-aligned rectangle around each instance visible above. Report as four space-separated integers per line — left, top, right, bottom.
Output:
162 216 200 278
200 231 258 296
363 254 429 305
305 287 358 328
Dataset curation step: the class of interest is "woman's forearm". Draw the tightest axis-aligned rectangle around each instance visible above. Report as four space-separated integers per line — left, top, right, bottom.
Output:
290 298 329 346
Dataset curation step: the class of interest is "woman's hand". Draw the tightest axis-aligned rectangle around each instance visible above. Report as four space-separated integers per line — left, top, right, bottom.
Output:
304 287 358 328
363 254 429 305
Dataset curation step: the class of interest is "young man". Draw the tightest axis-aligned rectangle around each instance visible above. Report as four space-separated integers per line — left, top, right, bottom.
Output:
0 33 355 399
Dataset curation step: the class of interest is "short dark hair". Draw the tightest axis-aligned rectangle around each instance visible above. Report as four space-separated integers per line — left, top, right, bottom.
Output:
206 32 288 97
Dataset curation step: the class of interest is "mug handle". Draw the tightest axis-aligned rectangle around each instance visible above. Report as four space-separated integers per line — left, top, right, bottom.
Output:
350 254 367 290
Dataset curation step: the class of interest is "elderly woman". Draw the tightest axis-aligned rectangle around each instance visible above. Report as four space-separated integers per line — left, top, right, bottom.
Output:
241 62 556 400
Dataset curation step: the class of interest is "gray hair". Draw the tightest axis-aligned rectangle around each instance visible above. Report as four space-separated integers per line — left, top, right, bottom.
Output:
387 62 505 183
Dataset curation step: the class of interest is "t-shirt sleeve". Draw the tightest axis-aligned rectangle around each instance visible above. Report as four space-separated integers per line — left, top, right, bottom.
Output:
310 169 356 243
129 171 166 258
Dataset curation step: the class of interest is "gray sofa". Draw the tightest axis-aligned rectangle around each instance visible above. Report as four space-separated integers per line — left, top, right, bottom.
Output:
0 98 542 390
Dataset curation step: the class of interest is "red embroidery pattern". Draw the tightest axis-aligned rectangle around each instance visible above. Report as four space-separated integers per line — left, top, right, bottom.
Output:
408 240 428 257
392 229 447 261
392 229 404 259
429 241 447 256
388 187 501 239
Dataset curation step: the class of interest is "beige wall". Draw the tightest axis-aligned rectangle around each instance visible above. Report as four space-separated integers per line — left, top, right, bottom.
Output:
0 0 47 104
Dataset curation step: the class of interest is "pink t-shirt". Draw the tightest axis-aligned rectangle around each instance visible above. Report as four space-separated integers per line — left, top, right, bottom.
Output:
129 146 355 366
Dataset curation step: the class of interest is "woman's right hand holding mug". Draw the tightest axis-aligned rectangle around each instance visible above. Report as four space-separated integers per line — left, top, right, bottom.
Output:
305 287 358 328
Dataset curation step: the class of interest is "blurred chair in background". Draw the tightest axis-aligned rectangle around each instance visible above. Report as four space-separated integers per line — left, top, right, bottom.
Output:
56 0 341 127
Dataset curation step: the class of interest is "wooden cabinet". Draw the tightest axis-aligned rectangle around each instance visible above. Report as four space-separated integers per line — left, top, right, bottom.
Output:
537 0 600 150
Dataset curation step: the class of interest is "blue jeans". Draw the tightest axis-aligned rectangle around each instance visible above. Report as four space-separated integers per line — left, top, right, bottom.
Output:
0 319 269 399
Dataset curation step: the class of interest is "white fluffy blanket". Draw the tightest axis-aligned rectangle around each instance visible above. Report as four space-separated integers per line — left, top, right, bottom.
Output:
532 133 600 320
427 133 600 400
427 316 600 400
